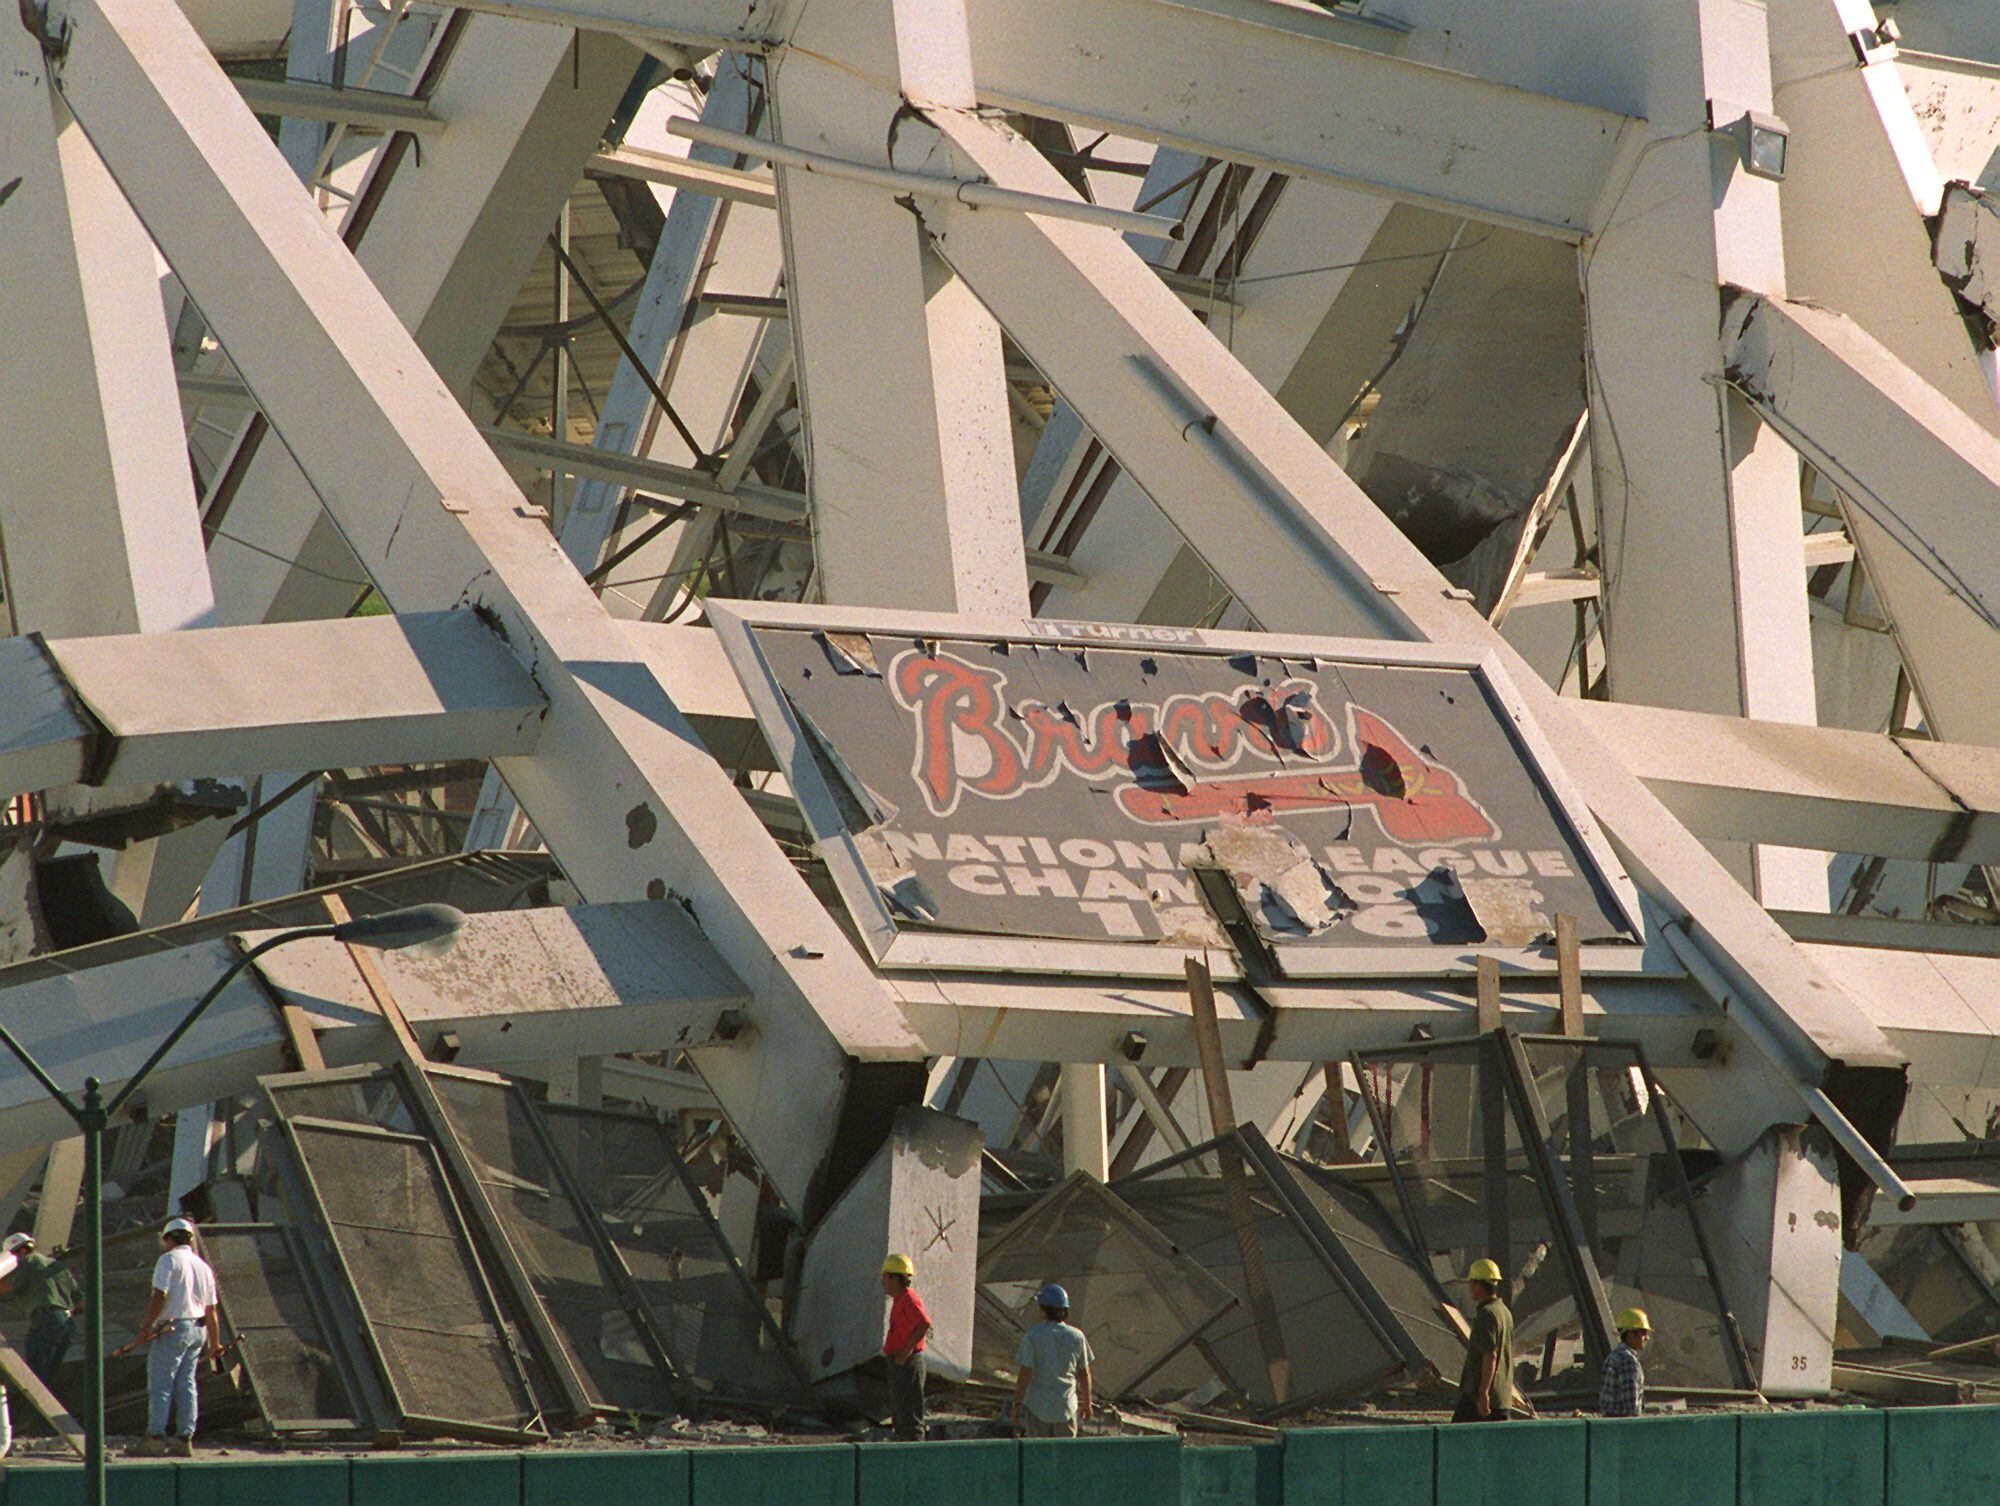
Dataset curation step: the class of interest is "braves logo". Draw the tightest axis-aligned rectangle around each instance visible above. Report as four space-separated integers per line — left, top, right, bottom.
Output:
887 651 1496 844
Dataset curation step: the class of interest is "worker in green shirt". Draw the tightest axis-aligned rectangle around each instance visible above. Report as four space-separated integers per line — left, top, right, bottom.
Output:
0 1232 83 1386
1452 1258 1515 1423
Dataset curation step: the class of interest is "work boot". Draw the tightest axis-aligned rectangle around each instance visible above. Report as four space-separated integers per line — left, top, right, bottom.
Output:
123 1436 170 1458
168 1436 194 1458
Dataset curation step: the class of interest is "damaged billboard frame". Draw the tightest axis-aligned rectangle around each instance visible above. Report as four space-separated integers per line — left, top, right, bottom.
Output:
707 603 1655 982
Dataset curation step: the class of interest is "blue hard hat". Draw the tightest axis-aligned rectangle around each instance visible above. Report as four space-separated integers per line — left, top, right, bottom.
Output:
1038 1283 1070 1309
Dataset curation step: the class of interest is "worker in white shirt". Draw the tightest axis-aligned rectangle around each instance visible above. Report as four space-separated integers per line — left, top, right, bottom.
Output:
124 1218 221 1457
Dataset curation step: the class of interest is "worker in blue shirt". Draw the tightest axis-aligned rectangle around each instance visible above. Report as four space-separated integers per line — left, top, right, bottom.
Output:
1012 1284 1094 1437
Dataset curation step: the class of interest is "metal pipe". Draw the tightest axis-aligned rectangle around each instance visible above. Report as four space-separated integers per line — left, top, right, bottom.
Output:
1800 1085 1918 1213
666 119 1185 241
1658 922 1918 1212
81 1083 104 1506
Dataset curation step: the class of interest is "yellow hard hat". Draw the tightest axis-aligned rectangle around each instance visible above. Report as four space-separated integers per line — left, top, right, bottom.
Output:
882 1253 915 1277
1616 1307 1652 1334
1465 1258 1504 1284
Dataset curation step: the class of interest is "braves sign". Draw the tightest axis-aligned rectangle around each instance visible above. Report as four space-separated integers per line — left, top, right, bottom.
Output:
890 651 1496 844
743 626 1633 954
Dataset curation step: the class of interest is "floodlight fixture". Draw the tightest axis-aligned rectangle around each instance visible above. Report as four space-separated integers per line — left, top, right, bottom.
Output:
1711 102 1789 182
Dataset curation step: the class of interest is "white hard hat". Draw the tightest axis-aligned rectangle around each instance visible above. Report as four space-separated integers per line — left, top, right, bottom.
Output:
163 1217 197 1238
2 1233 33 1254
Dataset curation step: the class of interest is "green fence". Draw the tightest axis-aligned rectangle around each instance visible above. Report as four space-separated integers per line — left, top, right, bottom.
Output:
3 1405 1998 1504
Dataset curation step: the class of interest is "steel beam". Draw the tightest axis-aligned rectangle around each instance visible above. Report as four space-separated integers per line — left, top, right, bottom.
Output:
587 143 778 207
554 66 784 604
236 76 446 136
41 0 923 1214
204 18 638 628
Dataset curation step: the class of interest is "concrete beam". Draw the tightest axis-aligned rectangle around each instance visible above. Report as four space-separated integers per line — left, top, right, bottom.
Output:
1724 289 2000 748
1577 699 2000 866
16 612 546 796
431 0 1634 237
0 902 749 1154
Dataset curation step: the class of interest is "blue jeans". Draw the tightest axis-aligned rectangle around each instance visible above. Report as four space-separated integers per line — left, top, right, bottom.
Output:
24 1308 73 1387
147 1320 204 1438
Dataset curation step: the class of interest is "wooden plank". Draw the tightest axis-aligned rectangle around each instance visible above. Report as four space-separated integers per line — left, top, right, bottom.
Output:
1556 913 1584 1037
278 1004 326 1072
1185 956 1292 1409
320 895 424 1063
1320 1063 1353 1161
1186 956 1235 1134
0 1340 86 1455
1927 1331 2000 1364
1476 955 1502 1033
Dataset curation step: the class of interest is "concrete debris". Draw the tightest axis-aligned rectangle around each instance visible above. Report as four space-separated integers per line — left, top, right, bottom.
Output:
795 1106 982 1385
0 841 49 967
1457 874 1551 946
854 829 942 922
1196 821 1348 938
817 631 882 677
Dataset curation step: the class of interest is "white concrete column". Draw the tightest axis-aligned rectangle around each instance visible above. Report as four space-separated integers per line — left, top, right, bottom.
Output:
1579 0 1823 907
1059 1063 1110 1181
0 18 221 924
769 0 1027 614
32 1139 84 1250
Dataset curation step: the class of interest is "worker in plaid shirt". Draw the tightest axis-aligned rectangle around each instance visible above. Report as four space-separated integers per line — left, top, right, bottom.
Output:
1599 1308 1651 1416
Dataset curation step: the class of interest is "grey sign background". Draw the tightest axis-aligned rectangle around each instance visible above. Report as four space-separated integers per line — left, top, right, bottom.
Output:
749 627 1635 953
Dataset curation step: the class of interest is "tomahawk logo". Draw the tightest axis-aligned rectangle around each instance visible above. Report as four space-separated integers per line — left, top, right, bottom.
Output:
887 650 1497 843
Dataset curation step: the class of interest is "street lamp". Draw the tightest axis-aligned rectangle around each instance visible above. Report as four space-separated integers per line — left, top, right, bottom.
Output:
0 902 465 1505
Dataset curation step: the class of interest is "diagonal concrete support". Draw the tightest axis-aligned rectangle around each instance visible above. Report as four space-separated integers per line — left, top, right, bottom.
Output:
203 17 640 628
1723 289 2000 749
38 0 923 1215
909 106 1903 1151
0 20 213 640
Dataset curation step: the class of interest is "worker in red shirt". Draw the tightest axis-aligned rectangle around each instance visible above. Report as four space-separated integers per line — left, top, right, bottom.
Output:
880 1253 932 1440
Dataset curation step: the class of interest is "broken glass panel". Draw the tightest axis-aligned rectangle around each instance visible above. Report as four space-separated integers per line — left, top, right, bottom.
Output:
535 1102 811 1408
204 1222 365 1432
1281 1156 1466 1378
426 1071 682 1418
1853 1222 2000 1344
1356 1034 1752 1397
284 1117 539 1430
1354 1039 1601 1395
972 1171 1237 1399
1114 1129 1454 1416
1516 1038 1751 1391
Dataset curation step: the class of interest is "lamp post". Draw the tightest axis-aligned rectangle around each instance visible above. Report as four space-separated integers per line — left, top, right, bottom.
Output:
0 902 465 1505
